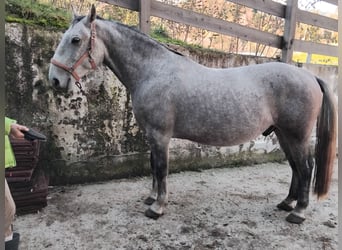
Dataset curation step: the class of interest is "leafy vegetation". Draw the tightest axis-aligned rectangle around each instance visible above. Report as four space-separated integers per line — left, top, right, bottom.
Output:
5 0 338 65
5 0 71 30
151 26 203 49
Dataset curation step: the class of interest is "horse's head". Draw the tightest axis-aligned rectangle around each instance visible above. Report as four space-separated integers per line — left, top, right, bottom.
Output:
49 5 104 93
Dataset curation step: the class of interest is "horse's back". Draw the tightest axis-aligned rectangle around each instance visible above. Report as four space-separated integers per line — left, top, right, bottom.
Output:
134 61 322 146
166 63 271 143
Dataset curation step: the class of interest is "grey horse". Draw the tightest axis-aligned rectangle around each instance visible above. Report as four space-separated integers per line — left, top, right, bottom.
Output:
48 5 337 224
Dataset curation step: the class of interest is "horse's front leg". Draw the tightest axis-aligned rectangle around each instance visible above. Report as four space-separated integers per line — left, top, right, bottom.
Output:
144 152 158 205
144 141 169 219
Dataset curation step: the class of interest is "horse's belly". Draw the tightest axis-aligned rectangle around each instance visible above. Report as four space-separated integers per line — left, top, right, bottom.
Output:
173 121 269 147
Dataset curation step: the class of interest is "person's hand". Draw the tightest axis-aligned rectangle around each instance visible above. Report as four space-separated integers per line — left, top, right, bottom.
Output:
10 123 29 139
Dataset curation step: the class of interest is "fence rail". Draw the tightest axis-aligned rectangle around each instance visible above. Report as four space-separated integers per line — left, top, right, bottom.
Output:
98 0 338 63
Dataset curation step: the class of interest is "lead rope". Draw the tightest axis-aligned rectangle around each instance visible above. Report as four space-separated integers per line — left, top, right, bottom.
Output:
75 81 86 95
76 21 96 96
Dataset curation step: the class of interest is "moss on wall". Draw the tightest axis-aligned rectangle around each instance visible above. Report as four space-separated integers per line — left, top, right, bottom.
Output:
6 0 70 30
5 24 64 181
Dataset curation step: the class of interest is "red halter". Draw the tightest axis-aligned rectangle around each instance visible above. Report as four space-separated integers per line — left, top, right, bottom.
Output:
51 21 97 94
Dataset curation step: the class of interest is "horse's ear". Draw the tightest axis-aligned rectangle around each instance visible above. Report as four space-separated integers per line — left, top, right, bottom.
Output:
71 4 78 21
89 4 96 23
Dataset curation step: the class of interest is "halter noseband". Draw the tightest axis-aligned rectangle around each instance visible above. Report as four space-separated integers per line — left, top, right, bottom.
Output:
51 21 97 94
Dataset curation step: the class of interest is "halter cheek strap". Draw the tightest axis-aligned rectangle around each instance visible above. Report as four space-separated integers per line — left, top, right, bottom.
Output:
51 21 97 94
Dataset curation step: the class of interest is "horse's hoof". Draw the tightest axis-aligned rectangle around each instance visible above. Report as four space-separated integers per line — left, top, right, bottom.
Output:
277 201 294 212
286 213 305 224
144 197 156 206
145 208 163 220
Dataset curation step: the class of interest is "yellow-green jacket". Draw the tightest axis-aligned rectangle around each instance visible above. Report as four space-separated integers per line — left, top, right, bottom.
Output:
5 117 16 168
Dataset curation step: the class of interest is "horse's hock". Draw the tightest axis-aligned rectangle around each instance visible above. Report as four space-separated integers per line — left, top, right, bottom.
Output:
5 22 338 185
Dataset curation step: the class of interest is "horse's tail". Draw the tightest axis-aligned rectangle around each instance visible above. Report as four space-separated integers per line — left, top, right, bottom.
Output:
313 77 337 198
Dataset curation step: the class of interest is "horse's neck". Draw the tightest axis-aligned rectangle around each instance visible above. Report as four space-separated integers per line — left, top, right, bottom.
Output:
99 21 173 92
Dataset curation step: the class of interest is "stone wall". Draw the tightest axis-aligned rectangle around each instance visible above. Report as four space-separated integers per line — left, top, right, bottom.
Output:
5 23 338 185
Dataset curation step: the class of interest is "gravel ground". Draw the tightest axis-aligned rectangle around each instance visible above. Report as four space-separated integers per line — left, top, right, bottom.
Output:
15 161 338 250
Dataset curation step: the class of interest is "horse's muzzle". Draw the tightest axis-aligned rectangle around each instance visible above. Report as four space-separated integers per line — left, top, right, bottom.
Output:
49 76 71 92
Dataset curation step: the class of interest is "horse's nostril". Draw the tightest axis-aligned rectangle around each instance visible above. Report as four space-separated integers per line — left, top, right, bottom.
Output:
53 78 60 87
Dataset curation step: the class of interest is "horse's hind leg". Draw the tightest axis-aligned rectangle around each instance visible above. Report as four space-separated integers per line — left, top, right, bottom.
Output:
144 152 158 205
277 161 298 212
276 133 298 211
275 131 314 224
286 147 314 224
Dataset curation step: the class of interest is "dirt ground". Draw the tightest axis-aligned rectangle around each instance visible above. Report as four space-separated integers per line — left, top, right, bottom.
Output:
15 161 338 250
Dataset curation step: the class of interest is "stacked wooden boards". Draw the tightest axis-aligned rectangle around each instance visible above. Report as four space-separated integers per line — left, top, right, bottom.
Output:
5 138 48 214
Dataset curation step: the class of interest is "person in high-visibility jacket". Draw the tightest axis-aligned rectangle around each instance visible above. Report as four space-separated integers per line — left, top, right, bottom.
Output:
5 117 28 250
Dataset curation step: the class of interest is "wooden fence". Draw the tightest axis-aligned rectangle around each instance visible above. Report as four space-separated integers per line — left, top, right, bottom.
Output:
98 0 338 63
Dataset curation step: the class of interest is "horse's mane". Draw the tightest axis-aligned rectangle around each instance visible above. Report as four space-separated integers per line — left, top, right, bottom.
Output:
73 15 184 57
115 22 184 57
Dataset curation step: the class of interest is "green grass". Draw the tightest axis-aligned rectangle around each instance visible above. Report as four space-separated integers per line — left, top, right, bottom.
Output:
150 26 225 54
151 26 201 48
5 0 71 30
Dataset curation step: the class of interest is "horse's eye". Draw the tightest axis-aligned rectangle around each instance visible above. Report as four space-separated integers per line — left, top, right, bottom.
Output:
71 37 81 44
